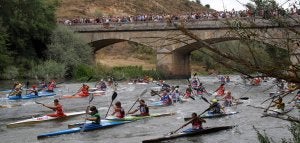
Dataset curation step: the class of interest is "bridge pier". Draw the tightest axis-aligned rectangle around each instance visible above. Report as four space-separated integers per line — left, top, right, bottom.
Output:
156 48 190 79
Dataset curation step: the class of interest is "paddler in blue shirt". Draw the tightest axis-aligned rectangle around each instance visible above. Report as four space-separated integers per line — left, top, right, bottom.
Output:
208 99 225 114
86 106 101 124
127 99 150 116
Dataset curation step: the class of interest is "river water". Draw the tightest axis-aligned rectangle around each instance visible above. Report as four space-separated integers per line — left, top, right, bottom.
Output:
0 75 298 143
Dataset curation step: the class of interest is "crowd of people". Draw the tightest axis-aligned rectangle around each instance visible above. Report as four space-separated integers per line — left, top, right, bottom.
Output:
58 6 300 26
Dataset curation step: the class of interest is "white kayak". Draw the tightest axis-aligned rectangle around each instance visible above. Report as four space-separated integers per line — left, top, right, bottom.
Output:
7 111 85 127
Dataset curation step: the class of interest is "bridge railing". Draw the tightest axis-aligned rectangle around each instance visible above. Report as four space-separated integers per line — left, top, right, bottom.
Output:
64 16 300 32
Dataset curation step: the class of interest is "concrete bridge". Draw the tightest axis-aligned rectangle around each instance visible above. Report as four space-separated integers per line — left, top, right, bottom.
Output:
69 19 300 78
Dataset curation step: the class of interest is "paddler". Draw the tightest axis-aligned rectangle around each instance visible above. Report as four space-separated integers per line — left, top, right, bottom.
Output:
271 97 285 112
214 83 225 97
180 112 206 132
208 99 225 114
190 112 206 129
111 101 125 118
160 89 173 105
41 99 66 117
28 85 38 96
85 106 101 124
75 84 90 97
184 84 193 99
127 99 150 116
222 91 236 107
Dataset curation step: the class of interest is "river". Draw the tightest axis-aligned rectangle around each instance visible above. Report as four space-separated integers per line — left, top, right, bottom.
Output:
0 75 298 143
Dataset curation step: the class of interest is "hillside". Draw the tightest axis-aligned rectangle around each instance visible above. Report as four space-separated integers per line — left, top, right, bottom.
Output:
56 0 211 18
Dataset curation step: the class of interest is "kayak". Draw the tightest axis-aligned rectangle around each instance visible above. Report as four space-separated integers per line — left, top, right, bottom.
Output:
7 111 85 127
184 111 239 121
37 120 131 139
61 91 105 99
105 112 175 121
142 125 235 143
262 107 294 116
148 101 172 107
200 111 239 118
8 91 56 100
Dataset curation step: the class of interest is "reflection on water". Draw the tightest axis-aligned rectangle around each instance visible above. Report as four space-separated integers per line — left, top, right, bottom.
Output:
0 76 298 143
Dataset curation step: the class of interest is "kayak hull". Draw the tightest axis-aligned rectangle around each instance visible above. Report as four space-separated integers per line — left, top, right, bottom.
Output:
7 111 85 127
142 126 235 143
37 120 131 139
184 111 239 121
106 112 175 121
8 91 56 100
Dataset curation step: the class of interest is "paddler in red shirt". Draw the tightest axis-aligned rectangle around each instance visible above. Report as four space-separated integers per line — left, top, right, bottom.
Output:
41 99 66 117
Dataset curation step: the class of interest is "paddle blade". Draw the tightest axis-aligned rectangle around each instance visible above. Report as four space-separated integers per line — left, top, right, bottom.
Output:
112 92 118 101
201 96 210 104
86 76 93 82
35 101 42 105
240 97 249 100
189 96 195 100
193 73 197 77
89 94 94 103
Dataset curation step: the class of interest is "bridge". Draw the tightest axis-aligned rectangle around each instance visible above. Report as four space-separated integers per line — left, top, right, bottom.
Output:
69 19 300 78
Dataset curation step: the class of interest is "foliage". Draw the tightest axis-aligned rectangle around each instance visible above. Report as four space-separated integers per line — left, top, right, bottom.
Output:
0 19 12 74
73 64 95 81
254 122 300 143
29 60 66 79
0 0 57 61
47 25 93 78
1 66 19 80
75 64 165 81
0 0 57 79
204 4 210 9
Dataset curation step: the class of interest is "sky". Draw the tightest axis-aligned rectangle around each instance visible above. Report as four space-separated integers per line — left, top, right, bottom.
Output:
193 0 296 11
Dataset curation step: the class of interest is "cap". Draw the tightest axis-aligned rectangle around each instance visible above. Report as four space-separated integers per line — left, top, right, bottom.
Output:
211 99 218 103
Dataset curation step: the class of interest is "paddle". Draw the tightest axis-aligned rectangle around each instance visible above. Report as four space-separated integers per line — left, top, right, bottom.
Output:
200 96 211 105
150 90 162 97
169 106 211 135
105 92 118 118
127 89 147 114
80 93 94 132
35 101 43 105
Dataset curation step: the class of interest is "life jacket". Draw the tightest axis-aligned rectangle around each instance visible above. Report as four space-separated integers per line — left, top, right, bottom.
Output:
161 95 171 105
217 86 225 96
116 108 125 118
191 118 203 129
139 105 149 116
55 104 66 117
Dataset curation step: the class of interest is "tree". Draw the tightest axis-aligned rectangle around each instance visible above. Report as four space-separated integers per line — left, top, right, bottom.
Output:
47 25 93 78
204 4 210 9
196 0 201 5
0 0 57 66
0 18 12 74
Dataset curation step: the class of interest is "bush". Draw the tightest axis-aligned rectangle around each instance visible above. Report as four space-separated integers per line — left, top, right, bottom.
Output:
1 66 19 79
29 60 66 79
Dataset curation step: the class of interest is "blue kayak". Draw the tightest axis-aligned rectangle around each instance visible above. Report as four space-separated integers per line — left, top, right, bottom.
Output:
37 120 131 139
8 91 56 100
149 101 171 107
